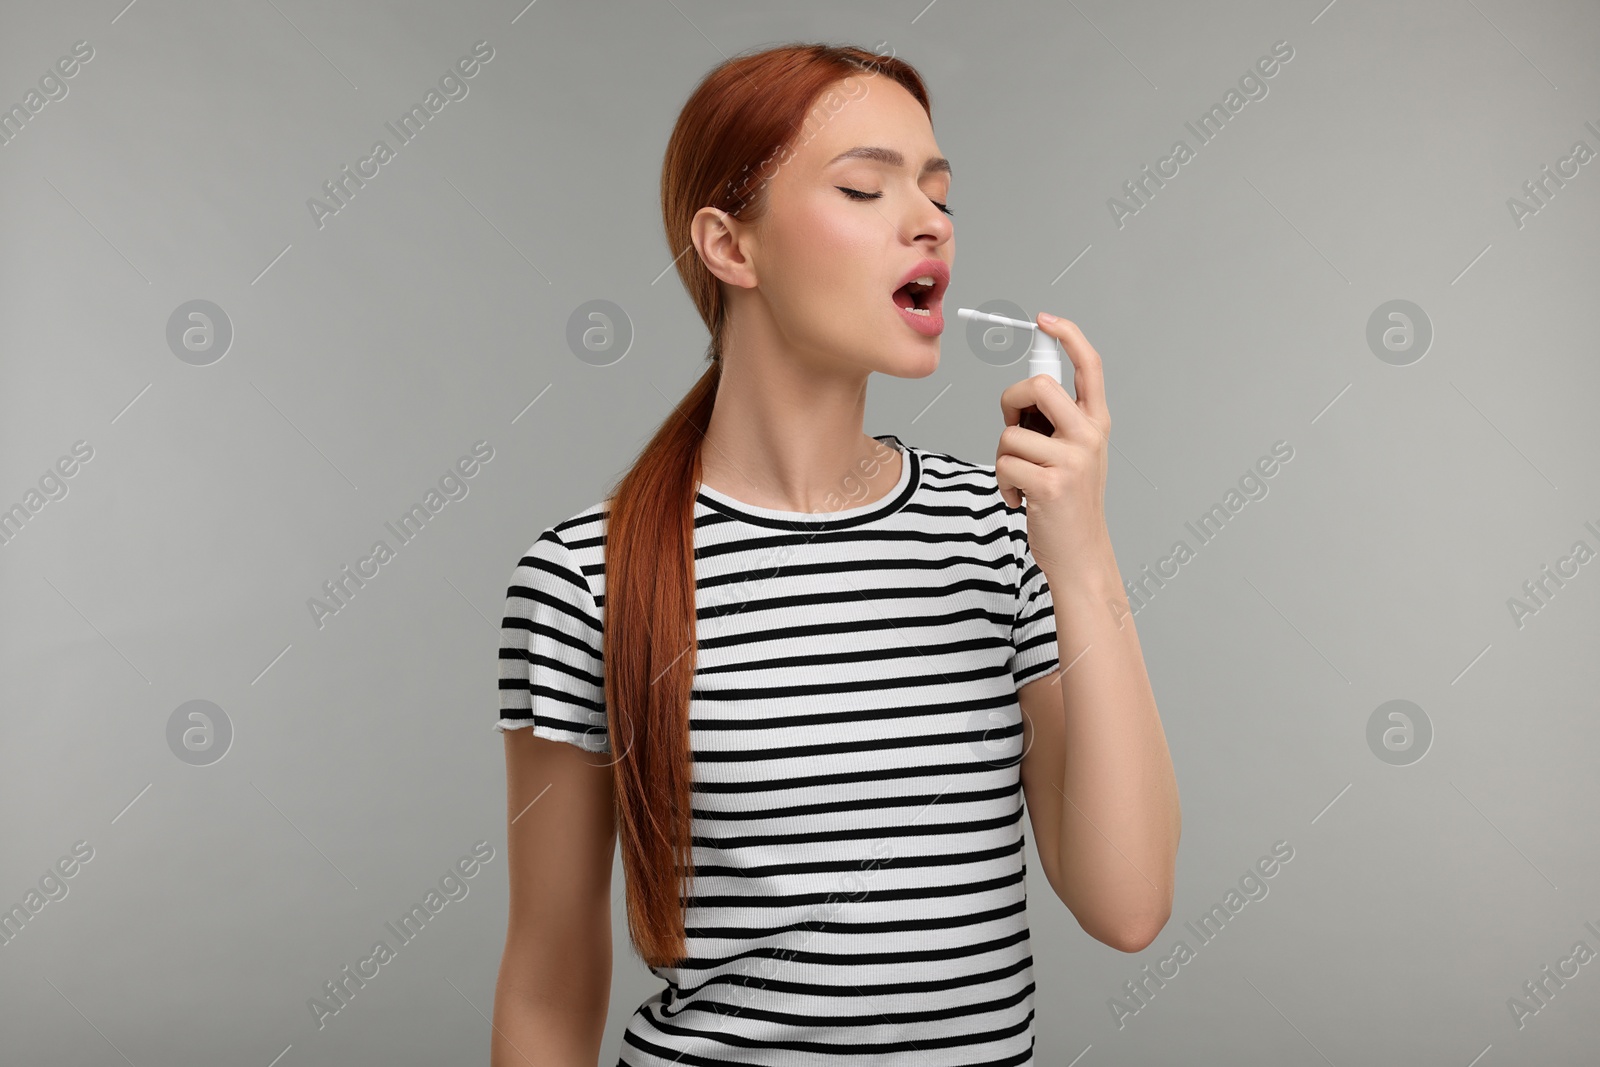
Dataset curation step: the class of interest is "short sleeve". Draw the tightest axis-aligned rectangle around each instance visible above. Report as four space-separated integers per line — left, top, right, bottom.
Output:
1006 500 1060 689
496 529 609 753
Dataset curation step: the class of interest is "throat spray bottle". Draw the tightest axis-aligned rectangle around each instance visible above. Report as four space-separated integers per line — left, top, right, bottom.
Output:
956 307 1064 436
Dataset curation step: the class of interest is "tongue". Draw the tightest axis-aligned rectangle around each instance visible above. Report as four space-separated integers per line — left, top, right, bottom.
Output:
892 285 916 310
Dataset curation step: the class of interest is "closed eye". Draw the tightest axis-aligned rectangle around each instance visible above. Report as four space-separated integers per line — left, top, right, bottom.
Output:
837 186 954 217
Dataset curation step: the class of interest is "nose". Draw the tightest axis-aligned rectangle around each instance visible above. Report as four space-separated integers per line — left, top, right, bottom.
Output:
906 199 952 246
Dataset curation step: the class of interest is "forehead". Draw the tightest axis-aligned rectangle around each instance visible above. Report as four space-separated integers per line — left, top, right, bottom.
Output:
788 77 948 179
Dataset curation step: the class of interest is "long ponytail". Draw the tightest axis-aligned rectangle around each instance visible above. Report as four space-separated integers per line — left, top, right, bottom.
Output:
603 42 931 969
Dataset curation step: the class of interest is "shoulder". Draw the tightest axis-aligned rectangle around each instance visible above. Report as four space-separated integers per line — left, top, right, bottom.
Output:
911 441 989 494
903 439 1023 539
510 498 610 606
907 438 991 478
541 497 608 559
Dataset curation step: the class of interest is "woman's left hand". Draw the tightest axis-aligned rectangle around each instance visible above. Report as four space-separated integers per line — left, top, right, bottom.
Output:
996 312 1114 578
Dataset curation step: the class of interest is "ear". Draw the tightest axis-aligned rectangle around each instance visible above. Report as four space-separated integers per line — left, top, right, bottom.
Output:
691 207 758 290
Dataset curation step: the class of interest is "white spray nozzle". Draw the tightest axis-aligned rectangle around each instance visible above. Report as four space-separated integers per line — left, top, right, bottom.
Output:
956 306 1062 385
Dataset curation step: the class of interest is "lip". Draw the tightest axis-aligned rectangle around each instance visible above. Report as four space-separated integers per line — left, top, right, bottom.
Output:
892 257 949 337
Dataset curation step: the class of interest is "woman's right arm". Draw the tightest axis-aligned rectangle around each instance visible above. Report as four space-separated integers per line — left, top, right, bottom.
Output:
492 729 616 1065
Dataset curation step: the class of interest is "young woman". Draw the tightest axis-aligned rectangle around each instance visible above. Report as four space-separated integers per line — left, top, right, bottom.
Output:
493 42 1179 1066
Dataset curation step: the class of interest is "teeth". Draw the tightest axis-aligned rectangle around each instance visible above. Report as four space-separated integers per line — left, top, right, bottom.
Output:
904 306 931 316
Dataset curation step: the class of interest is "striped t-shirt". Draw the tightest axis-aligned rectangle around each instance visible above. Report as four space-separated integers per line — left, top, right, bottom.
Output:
497 433 1061 1065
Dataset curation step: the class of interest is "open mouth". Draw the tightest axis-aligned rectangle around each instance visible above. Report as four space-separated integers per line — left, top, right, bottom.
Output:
892 276 940 316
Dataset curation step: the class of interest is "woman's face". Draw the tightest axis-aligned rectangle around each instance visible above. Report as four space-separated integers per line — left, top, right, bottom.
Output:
724 76 954 379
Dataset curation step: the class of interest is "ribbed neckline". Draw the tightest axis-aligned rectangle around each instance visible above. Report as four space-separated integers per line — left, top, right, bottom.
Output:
694 434 919 530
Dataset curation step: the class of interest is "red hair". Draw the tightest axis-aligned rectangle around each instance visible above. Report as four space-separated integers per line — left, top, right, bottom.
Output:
601 42 932 968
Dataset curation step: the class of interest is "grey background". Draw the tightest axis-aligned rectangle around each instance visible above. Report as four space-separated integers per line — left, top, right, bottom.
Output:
3 0 1598 1063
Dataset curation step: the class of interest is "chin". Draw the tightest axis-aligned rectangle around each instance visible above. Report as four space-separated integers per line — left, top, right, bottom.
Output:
875 343 940 379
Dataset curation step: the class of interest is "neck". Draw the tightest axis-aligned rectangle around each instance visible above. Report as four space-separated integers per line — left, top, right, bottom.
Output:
697 345 902 516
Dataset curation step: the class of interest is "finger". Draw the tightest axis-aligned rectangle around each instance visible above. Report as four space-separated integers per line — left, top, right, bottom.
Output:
994 449 1049 511
995 421 1058 466
999 371 1094 443
992 425 1056 508
1035 313 1109 429
994 425 1056 508
997 374 1050 428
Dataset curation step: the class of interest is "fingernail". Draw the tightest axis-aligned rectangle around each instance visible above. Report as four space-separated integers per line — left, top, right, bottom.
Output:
1038 312 1057 324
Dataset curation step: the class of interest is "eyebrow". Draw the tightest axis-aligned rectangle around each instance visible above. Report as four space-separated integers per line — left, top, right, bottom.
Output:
825 145 952 177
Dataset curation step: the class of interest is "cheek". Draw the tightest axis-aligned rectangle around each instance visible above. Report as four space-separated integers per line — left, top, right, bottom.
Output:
801 198 878 254
770 199 882 306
